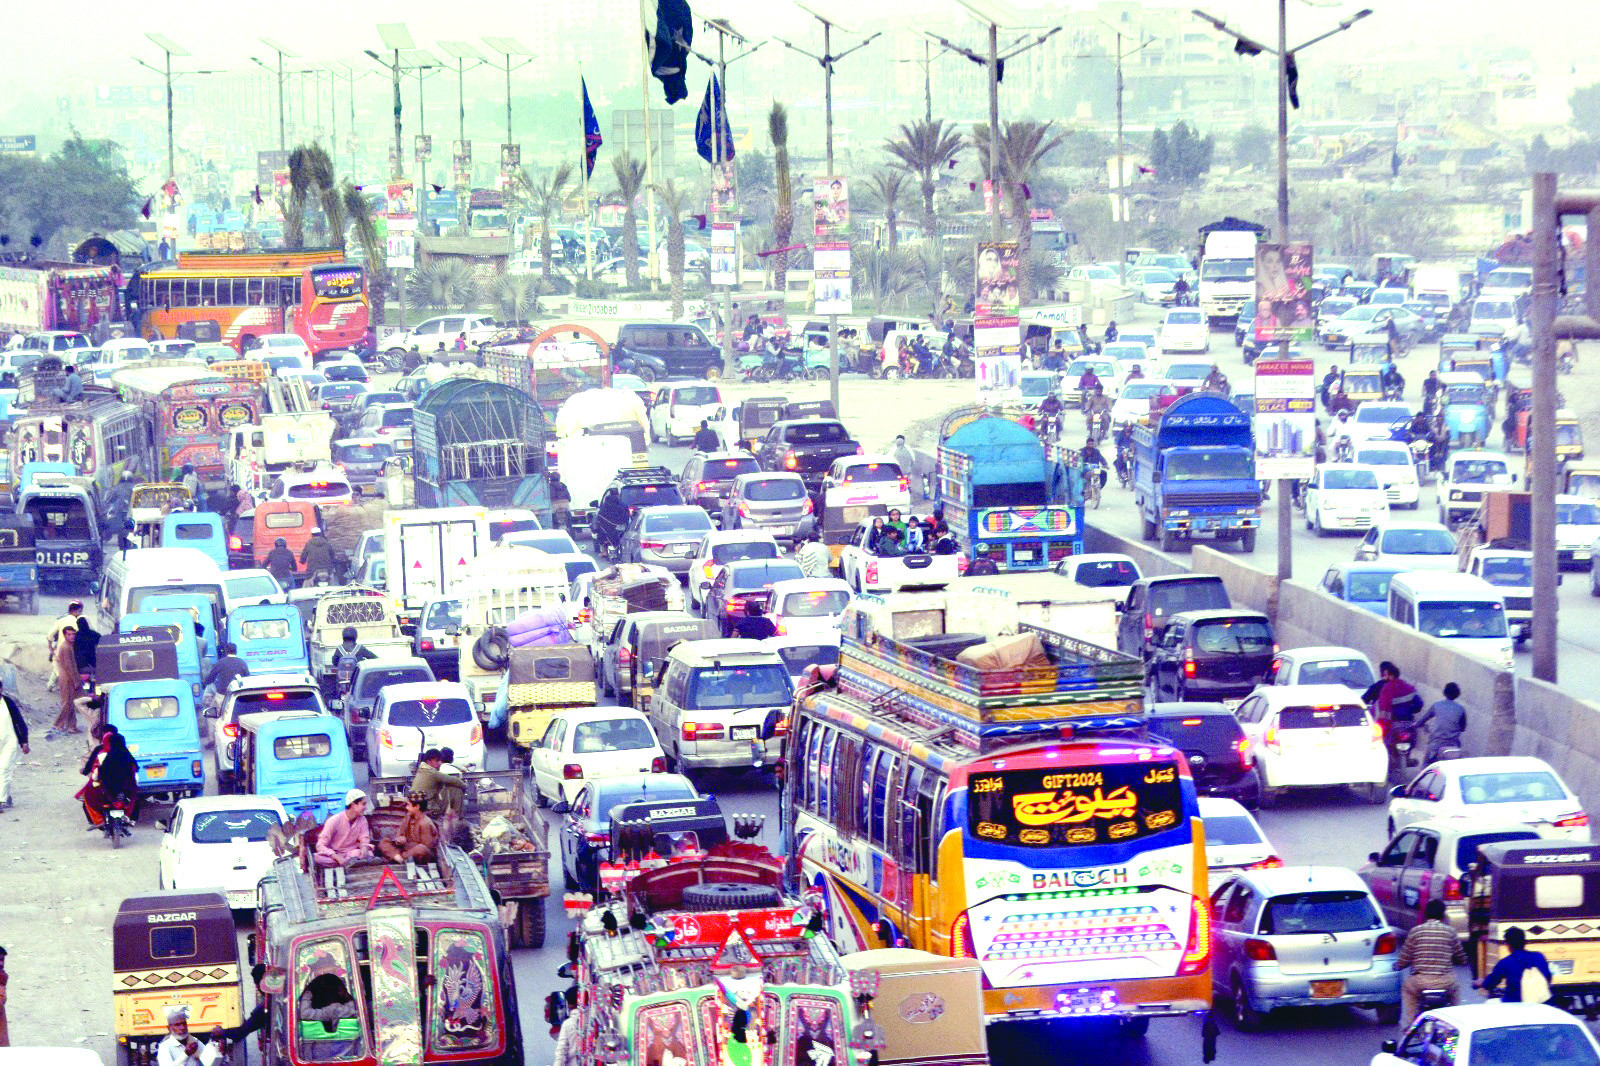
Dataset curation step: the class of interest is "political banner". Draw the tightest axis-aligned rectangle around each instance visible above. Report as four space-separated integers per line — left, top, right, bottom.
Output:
414 134 433 164
1254 242 1314 344
500 143 519 171
975 242 1020 318
1253 357 1317 480
452 141 472 188
385 181 415 221
710 222 738 286
813 176 849 240
814 242 853 315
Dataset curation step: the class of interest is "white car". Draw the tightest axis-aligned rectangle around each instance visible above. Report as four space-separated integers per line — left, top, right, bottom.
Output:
764 632 842 687
1061 356 1123 403
1387 756 1591 841
820 455 910 512
157 795 289 909
265 465 353 507
1161 359 1214 389
1056 553 1141 589
210 674 326 791
1554 494 1600 568
1127 267 1178 304
1354 521 1459 572
1304 463 1390 535
390 313 500 355
1196 796 1280 894
1101 342 1155 380
688 529 781 610
1349 401 1416 442
527 707 667 806
366 681 485 779
254 333 313 359
1158 308 1210 354
1375 1004 1600 1066
1233 685 1389 806
1353 440 1420 507
1109 379 1177 426
221 569 288 612
766 578 852 639
1262 646 1376 698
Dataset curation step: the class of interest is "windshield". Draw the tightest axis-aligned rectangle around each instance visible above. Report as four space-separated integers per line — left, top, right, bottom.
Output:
239 618 293 641
685 664 793 709
1019 377 1053 398
1298 659 1376 689
287 479 348 500
619 484 681 507
729 562 804 590
1167 452 1254 480
1381 528 1456 554
774 643 840 675
1201 258 1253 282
1453 460 1508 483
1165 363 1211 380
643 510 714 534
1558 502 1600 525
1356 448 1409 467
1474 300 1514 319
784 422 848 444
357 666 432 699
673 386 719 405
320 382 364 399
1138 269 1176 283
1260 891 1382 934
225 575 280 601
1484 270 1532 289
1121 382 1169 400
380 408 414 427
191 809 281 843
780 589 850 617
701 456 760 480
1205 814 1265 847
572 718 657 753
744 479 806 502
1320 299 1355 317
1071 558 1140 587
1323 468 1380 490
1469 1023 1599 1066
1194 620 1272 654
1559 424 1583 447
1480 556 1533 585
123 696 179 720
1355 405 1408 424
1446 384 1487 403
333 441 393 463
1459 771 1566 803
1418 600 1509 638
711 541 779 565
386 696 473 727
966 760 1185 848
840 461 902 483
1166 311 1202 325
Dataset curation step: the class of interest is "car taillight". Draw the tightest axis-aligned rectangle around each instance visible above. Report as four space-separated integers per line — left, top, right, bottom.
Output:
192 759 203 777
420 638 434 651
1144 612 1154 637
1248 856 1284 870
1242 938 1275 962
865 561 878 584
702 563 715 580
898 476 909 492
950 912 976 958
956 553 969 575
1264 726 1280 752
228 535 242 551
1179 898 1212 974
774 713 789 736
222 723 239 739
783 450 798 469
697 480 714 491
470 723 482 745
379 728 394 748
1442 877 1463 902
1555 812 1591 828
1374 932 1399 955
641 540 666 551
1369 719 1385 747
563 763 583 779
1183 656 1196 678
1235 737 1252 767
650 756 667 773
855 444 864 455
682 721 724 741
584 831 610 845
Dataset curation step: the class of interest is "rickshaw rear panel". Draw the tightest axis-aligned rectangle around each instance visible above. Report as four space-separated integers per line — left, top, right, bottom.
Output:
113 891 242 1049
1468 840 1600 1001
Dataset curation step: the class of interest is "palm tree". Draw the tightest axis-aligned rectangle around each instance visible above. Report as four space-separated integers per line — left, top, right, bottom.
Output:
861 170 908 252
489 274 542 324
651 180 690 321
410 260 479 312
768 103 794 293
610 154 647 290
340 179 387 324
511 163 573 284
971 120 1067 306
884 119 962 245
281 144 340 250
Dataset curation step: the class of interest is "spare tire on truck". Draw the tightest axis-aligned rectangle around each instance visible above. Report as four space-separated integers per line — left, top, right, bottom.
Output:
681 882 783 912
473 627 511 671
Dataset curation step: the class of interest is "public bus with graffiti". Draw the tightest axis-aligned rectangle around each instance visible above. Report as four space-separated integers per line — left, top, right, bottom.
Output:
8 393 149 499
784 605 1212 1039
113 366 262 481
131 250 367 356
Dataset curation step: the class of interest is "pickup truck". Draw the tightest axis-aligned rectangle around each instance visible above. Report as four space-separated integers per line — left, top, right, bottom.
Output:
308 589 413 699
838 517 962 594
1435 450 1517 528
754 418 862 487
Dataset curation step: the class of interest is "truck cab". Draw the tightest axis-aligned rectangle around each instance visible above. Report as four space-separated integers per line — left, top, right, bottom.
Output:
1132 392 1261 552
1436 451 1516 528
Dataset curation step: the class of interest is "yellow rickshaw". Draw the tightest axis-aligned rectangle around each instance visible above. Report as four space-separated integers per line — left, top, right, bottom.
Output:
1468 839 1600 1011
1341 367 1384 405
114 892 243 1063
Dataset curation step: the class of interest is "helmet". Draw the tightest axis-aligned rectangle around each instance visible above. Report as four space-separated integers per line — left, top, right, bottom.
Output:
342 626 358 642
274 537 287 547
975 543 991 555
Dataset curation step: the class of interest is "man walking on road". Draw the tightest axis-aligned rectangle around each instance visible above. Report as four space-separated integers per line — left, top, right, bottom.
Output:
1396 900 1467 1029
0 678 29 811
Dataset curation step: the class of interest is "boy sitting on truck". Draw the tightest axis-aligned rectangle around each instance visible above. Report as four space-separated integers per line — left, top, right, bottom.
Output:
378 791 438 864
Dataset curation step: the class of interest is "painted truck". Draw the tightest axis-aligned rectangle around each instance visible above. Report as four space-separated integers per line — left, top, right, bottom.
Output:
1132 391 1261 552
1197 217 1265 328
412 377 551 518
934 408 1081 571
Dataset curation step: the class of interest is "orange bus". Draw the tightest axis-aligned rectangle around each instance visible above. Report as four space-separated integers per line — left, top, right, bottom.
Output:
131 250 368 357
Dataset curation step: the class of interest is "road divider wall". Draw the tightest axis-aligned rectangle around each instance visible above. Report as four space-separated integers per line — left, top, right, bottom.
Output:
1510 676 1600 821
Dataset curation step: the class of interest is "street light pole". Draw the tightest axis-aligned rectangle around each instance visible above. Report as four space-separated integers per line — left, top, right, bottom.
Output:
138 35 192 183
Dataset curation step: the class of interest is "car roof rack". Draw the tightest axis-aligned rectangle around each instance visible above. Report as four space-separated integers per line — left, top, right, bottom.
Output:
613 466 676 482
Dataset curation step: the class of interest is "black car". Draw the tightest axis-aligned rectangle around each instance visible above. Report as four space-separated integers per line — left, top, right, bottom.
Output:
589 466 684 558
1145 702 1260 809
613 322 722 380
552 773 700 892
1146 609 1275 703
679 451 762 521
1115 575 1231 660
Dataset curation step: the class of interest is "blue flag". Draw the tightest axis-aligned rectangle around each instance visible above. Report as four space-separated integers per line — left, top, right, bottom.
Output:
694 75 734 165
582 78 602 179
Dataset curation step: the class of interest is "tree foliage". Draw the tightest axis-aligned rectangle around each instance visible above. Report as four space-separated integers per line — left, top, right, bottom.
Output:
860 170 909 251
1149 121 1214 187
883 118 963 245
769 102 795 293
610 154 647 290
1570 83 1600 140
971 120 1067 305
409 260 480 312
511 163 573 283
651 180 689 321
0 133 139 255
1233 126 1273 170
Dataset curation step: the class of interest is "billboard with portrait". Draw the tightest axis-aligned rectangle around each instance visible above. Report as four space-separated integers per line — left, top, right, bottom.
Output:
975 242 1020 318
813 176 849 240
1254 242 1314 343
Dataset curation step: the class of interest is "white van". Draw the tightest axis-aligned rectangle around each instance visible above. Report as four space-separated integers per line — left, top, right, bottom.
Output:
649 639 793 777
1468 296 1519 337
1387 571 1514 670
91 336 155 382
649 381 725 446
99 546 227 631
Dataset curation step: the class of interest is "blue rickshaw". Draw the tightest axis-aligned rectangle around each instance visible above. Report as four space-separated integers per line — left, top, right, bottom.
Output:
0 514 38 614
235 710 355 821
140 592 221 673
1438 372 1492 448
160 512 227 570
107 678 204 806
227 603 310 675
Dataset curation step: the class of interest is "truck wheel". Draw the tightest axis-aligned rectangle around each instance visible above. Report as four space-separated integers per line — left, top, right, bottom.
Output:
682 882 783 912
1141 515 1157 541
1159 528 1179 552
472 628 510 671
517 899 547 949
1239 529 1256 552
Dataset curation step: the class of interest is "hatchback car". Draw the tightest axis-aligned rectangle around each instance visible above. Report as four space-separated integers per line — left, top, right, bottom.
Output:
1386 756 1591 841
315 380 369 415
1116 575 1232 659
702 558 806 635
527 707 668 806
1159 307 1210 354
1305 464 1390 535
721 472 813 544
1056 553 1141 589
764 633 842 687
1262 646 1376 697
679 451 762 521
340 657 435 759
1349 401 1416 443
1109 379 1177 427
209 673 327 792
766 578 852 638
1145 702 1259 807
321 359 369 384
1354 521 1459 571
220 569 287 612
1211 866 1400 1031
356 402 416 442
157 795 289 910
554 772 698 893
1146 610 1275 704
1197 796 1280 893
365 680 484 779
621 505 715 574
1360 820 1541 933
688 530 782 610
1320 561 1406 617
1353 440 1420 508
1234 684 1388 806
1375 1003 1600 1066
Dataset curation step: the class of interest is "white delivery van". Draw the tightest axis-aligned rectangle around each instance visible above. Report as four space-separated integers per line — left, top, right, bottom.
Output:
648 381 725 445
1387 571 1514 670
382 506 491 629
99 546 226 632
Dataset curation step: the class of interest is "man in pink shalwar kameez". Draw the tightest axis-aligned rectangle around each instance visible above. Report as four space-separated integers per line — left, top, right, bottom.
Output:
314 790 373 867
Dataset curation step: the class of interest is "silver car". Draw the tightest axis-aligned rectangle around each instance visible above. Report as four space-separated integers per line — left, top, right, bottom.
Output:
720 472 811 544
621 505 716 574
1211 865 1401 1030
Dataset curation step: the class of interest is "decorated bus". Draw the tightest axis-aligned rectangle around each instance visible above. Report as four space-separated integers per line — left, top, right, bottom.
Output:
114 366 263 481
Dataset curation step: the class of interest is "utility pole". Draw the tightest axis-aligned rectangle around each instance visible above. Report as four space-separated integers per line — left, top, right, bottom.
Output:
136 34 218 187
437 42 482 153
256 38 296 151
778 7 883 417
369 22 415 331
1193 4 1373 603
903 35 957 126
1090 25 1152 286
482 37 536 149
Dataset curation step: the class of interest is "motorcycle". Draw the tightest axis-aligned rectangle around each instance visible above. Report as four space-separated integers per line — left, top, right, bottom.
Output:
1387 720 1419 777
89 795 135 849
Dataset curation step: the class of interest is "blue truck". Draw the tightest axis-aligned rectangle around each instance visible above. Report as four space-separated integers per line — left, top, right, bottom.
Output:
1132 391 1262 552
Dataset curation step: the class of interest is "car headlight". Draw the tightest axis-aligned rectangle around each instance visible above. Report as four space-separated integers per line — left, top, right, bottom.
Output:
1449 490 1463 500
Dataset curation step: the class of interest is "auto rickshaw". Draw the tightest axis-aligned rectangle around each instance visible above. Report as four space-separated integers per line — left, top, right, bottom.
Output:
0 512 38 613
1467 839 1600 1009
1348 336 1391 366
119 615 201 701
227 602 310 674
733 395 787 450
234 709 355 820
503 643 598 767
1556 408 1586 466
1341 366 1384 404
114 891 244 1065
129 482 193 548
107 678 204 807
96 632 182 693
1437 371 1493 448
159 511 227 569
1438 333 1483 374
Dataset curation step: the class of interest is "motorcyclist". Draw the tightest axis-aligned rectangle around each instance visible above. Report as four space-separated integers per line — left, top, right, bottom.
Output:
1329 410 1357 461
1362 660 1423 732
1077 322 1096 355
264 536 296 588
300 528 338 583
1079 438 1108 492
1326 386 1356 418
549 474 572 530
1320 366 1341 409
1173 276 1190 305
1202 365 1228 393
1381 361 1406 399
691 420 721 452
202 643 251 714
1397 900 1467 1029
1038 391 1064 436
965 542 1000 576
1126 362 1144 380
1415 683 1467 764
1113 424 1136 485
912 335 934 375
1079 365 1101 396
1103 320 1119 345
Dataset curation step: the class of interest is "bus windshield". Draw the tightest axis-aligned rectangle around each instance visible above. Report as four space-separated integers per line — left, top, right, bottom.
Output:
967 760 1185 848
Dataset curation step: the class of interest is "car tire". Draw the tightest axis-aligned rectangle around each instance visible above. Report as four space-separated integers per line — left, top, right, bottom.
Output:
533 783 549 808
1363 782 1387 805
1376 1003 1401 1026
1159 527 1179 553
1256 769 1278 809
1239 528 1257 552
1314 512 1325 537
1230 974 1266 1032
682 881 784 911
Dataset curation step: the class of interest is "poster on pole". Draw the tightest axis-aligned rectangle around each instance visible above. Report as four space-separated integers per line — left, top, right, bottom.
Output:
385 181 415 221
974 315 1022 400
414 134 432 164
975 241 1020 318
1252 357 1317 480
500 143 519 171
814 242 853 315
1254 242 1314 343
710 222 738 286
385 227 416 269
812 176 850 240
451 141 472 188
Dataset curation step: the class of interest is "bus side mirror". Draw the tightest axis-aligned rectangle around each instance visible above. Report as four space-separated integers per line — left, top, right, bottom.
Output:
1381 1041 1397 1054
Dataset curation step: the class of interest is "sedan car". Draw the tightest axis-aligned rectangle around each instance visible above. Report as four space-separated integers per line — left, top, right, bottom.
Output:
1127 266 1178 304
1197 796 1280 893
1109 379 1177 427
157 795 288 909
528 707 668 806
220 569 287 612
687 530 782 610
1360 820 1540 934
1349 401 1416 443
1263 646 1376 697
1353 440 1421 508
1159 308 1210 354
1320 305 1423 349
1386 756 1591 841
315 380 369 416
1211 866 1400 1031
1554 495 1600 568
554 772 698 893
620 505 715 574
1374 1004 1600 1066
321 358 369 384
1100 342 1155 380
1354 521 1459 572
1234 685 1388 806
1304 464 1390 535
765 578 852 638
702 558 805 634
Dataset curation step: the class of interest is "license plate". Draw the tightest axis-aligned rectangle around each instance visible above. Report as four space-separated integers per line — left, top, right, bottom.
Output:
1553 959 1575 976
1309 980 1345 999
731 725 758 740
330 699 343 710
146 764 167 779
672 545 693 556
1013 549 1037 562
1223 698 1243 712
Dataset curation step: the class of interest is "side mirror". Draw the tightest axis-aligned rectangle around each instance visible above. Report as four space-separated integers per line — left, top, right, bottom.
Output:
1368 852 1381 864
1390 785 1405 798
589 499 599 508
155 817 171 831
551 800 571 814
1381 1041 1397 1054
203 704 221 719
